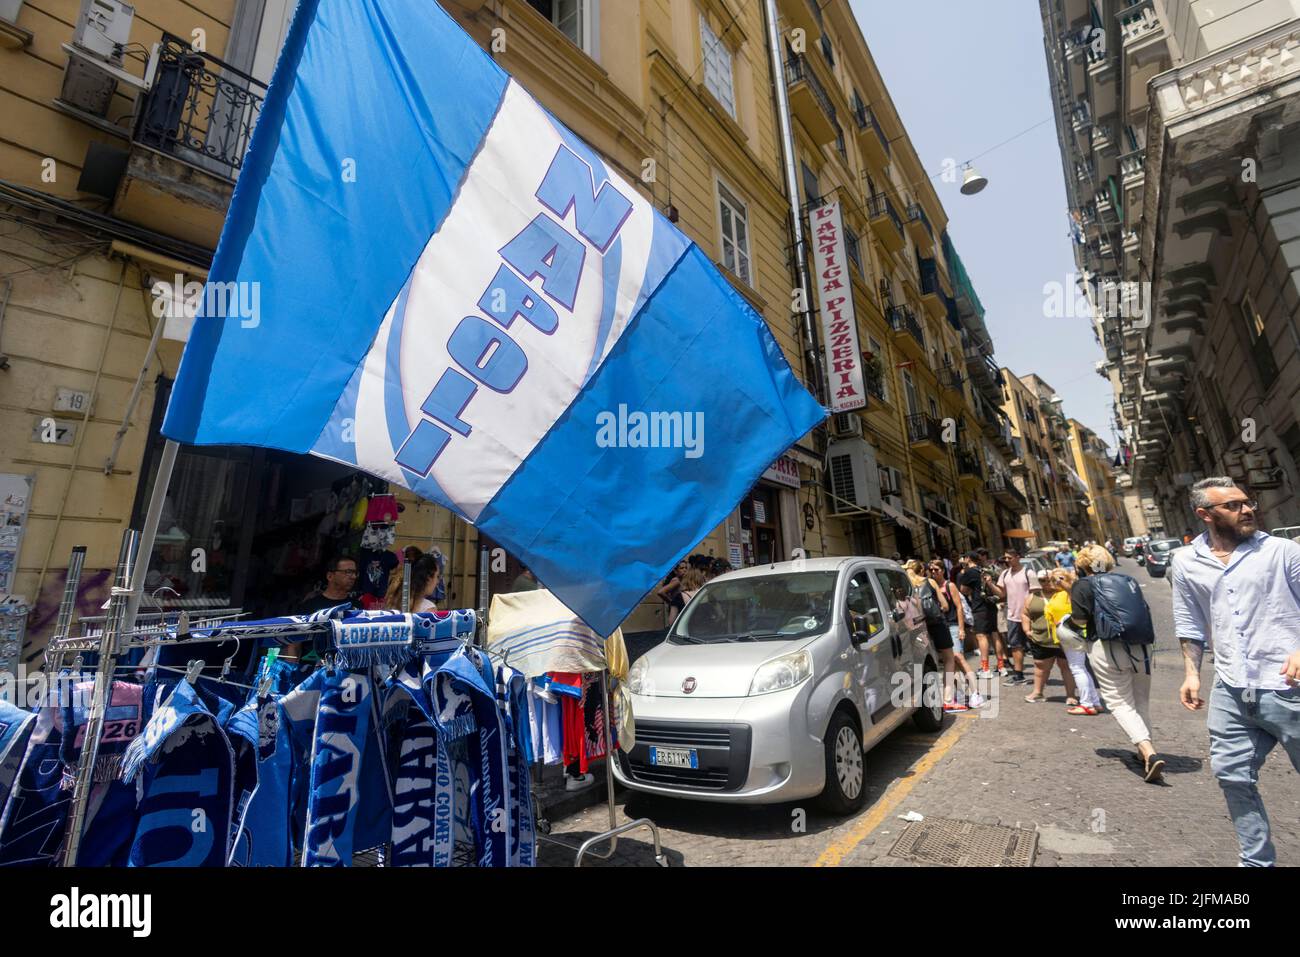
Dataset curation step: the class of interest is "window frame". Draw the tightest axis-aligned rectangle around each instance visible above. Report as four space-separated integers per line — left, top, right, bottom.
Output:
700 11 737 119
716 177 753 287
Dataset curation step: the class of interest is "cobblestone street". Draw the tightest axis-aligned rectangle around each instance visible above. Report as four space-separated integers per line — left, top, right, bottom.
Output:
541 559 1300 867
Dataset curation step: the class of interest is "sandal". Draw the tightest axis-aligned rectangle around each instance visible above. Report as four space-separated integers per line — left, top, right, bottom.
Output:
1066 705 1099 715
1144 754 1166 783
1024 693 1046 703
1065 697 1080 708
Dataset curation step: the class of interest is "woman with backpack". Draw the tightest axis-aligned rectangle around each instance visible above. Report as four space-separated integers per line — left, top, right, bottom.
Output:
907 561 973 712
928 560 984 710
1039 569 1100 713
1072 544 1165 782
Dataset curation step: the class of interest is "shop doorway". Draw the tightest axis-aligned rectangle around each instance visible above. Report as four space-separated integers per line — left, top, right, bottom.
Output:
740 484 783 566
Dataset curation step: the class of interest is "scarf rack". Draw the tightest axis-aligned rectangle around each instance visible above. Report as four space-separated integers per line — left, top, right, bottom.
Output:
41 534 664 867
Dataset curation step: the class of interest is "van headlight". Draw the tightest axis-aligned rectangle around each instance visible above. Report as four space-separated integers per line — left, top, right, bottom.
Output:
749 650 812 696
627 657 651 695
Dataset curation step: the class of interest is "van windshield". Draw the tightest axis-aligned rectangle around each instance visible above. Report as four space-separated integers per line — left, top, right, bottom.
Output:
671 571 838 644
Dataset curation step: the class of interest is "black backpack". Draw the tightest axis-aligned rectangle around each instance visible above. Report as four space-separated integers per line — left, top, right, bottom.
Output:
915 582 946 626
1089 573 1155 645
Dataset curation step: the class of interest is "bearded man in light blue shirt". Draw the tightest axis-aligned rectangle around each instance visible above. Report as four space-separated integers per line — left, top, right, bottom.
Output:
1171 477 1300 867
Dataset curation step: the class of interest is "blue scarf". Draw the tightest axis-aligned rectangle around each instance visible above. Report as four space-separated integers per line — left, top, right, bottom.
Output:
0 678 143 867
284 668 392 867
431 648 511 867
229 659 299 867
0 701 35 815
494 664 536 867
122 679 236 867
384 658 439 866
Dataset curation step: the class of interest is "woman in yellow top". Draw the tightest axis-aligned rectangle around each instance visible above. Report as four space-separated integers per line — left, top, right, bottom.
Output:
1021 570 1079 706
1045 568 1103 715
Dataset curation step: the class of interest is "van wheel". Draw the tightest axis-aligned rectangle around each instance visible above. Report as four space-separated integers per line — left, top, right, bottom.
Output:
912 662 944 732
817 710 867 815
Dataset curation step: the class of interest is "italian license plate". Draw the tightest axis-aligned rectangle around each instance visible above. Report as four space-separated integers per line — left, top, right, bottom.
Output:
649 746 698 769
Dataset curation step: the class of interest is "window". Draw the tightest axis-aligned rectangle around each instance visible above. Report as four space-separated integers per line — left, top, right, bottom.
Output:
527 0 596 56
836 127 846 159
846 570 885 636
1240 293 1278 388
820 34 835 67
846 228 862 275
801 161 820 207
717 181 752 284
927 396 939 420
700 14 736 118
867 335 887 401
902 369 919 417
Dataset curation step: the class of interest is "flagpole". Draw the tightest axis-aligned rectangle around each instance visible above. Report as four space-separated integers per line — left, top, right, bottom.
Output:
123 438 180 634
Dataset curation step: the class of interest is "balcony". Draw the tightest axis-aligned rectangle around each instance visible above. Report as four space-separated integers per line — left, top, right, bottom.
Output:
985 471 1029 511
940 364 964 395
1071 101 1092 133
1075 158 1096 183
957 447 984 488
854 104 891 171
1119 0 1164 52
1120 147 1146 187
906 413 946 461
779 0 820 35
786 54 838 146
109 32 267 249
1096 187 1113 216
887 305 926 360
1091 123 1115 155
868 194 905 254
1087 39 1114 78
905 203 935 255
918 258 949 321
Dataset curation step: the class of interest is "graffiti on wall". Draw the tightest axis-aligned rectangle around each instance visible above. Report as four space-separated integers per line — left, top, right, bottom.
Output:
22 567 113 664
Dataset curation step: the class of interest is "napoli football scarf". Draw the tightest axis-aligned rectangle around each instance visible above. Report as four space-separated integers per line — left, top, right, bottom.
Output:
495 663 535 867
123 678 236 867
0 700 36 813
384 658 438 866
292 668 393 867
431 648 510 867
0 679 143 867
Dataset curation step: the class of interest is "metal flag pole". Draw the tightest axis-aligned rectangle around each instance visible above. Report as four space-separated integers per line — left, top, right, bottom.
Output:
62 529 138 867
475 541 489 645
45 545 87 675
123 438 180 635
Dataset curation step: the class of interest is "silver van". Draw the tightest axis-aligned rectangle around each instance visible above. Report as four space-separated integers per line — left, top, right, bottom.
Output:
613 557 943 814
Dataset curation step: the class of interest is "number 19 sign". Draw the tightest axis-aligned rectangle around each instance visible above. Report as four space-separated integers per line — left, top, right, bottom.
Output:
810 201 866 413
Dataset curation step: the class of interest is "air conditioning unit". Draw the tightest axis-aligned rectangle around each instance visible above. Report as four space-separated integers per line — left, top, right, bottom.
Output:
883 493 904 513
827 439 882 515
60 0 136 118
831 412 863 438
74 0 134 63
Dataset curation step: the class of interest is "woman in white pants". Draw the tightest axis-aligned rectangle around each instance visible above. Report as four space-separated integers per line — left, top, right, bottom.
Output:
1045 569 1102 714
1072 544 1164 783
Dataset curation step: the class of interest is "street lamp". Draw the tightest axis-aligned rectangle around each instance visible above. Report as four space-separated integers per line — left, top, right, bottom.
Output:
960 163 989 195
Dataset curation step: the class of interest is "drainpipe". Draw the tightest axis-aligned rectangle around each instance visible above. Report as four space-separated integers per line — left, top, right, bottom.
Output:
761 0 827 408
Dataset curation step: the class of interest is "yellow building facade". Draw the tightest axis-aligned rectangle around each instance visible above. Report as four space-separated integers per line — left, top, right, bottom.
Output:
0 0 1019 664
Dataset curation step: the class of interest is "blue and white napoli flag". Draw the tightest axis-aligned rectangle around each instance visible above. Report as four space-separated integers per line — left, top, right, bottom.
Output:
163 0 824 634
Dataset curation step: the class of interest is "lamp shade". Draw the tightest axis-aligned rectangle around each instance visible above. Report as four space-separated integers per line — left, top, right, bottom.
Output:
961 164 989 195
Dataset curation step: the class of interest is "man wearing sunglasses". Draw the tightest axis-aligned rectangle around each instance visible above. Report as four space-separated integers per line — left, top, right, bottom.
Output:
1171 477 1300 866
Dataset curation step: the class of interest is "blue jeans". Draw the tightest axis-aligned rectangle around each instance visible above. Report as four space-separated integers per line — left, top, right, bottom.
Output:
1207 680 1300 866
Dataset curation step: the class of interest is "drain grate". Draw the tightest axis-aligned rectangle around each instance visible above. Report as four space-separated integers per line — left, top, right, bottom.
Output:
888 818 1038 867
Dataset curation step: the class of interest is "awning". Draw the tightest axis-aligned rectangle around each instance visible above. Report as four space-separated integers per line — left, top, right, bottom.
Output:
1005 529 1036 539
881 501 918 534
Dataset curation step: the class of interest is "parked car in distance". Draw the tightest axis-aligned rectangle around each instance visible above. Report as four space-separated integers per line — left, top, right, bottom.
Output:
613 557 942 815
1142 538 1183 577
1122 536 1143 557
1021 553 1053 575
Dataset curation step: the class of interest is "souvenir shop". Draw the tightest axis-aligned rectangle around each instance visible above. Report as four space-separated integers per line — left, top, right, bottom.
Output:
128 379 450 620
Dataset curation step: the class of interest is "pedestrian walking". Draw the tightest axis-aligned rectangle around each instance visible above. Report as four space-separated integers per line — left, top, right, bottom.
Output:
1071 543 1164 781
959 551 1003 678
927 560 982 708
989 550 1034 684
656 559 689 626
1171 477 1300 866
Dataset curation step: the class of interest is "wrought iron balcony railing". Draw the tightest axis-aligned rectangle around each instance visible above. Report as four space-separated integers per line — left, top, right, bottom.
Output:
134 32 268 182
906 203 934 241
853 104 891 157
785 53 837 125
869 194 904 234
906 413 943 446
887 304 924 349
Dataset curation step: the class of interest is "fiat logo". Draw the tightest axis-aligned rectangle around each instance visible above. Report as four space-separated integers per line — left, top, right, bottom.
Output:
682 677 697 694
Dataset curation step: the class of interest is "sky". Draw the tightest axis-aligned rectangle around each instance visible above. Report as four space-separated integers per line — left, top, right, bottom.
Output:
850 0 1117 450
